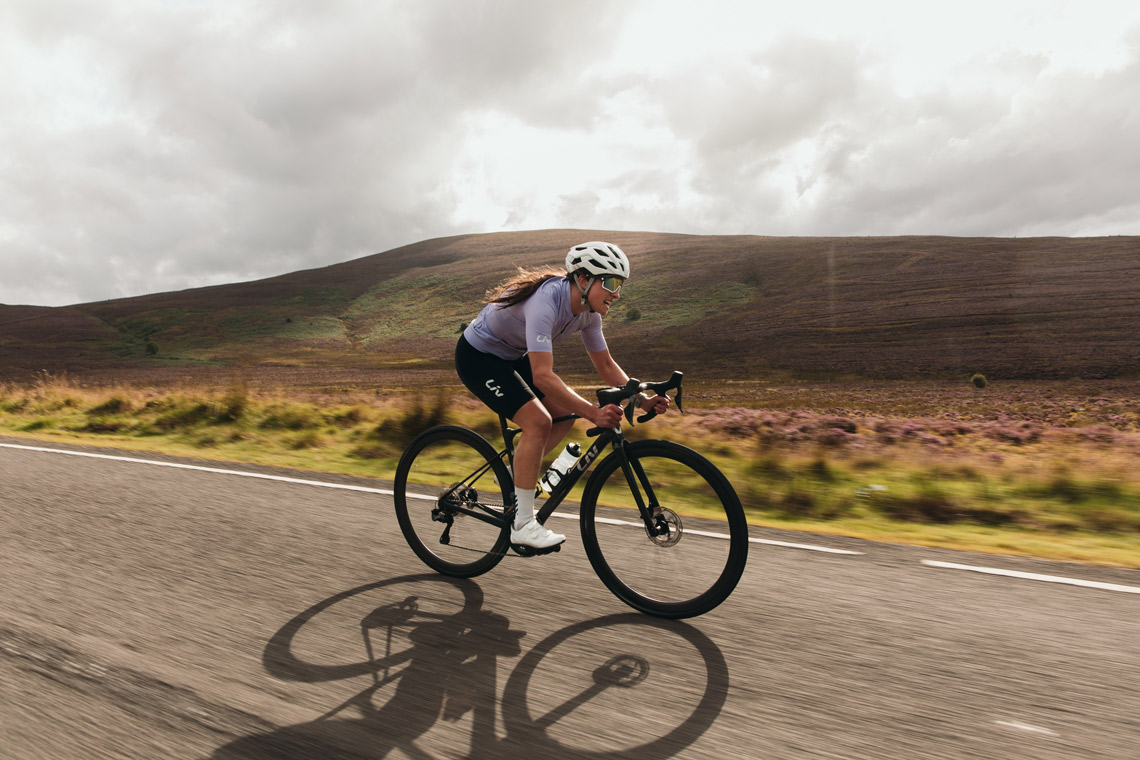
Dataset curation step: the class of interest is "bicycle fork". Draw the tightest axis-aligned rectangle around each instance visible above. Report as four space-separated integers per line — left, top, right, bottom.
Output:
614 444 671 539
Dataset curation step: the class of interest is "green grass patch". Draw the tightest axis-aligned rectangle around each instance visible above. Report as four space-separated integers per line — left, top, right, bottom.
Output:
613 280 751 331
87 397 133 416
153 399 215 431
259 402 323 431
346 273 474 344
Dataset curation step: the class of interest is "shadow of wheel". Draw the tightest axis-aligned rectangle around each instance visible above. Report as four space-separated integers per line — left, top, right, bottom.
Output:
500 613 730 759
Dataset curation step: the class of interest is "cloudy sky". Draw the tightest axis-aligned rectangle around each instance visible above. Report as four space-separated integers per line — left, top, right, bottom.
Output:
3 0 1139 306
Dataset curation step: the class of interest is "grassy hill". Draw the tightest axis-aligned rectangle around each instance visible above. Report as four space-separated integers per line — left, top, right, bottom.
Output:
4 231 1140 384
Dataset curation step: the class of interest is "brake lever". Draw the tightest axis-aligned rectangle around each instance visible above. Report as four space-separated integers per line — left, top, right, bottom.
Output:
600 373 685 430
621 379 640 426
637 371 684 421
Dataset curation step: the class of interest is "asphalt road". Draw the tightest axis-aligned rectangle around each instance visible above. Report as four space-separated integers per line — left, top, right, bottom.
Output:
1 437 1138 759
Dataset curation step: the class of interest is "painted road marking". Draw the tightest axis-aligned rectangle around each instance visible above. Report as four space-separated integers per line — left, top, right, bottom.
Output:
0 442 406 496
995 720 1059 737
748 536 862 554
1 441 859 555
924 560 1140 594
552 513 863 554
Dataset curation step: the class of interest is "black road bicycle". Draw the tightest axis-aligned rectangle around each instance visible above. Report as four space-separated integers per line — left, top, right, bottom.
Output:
393 373 748 619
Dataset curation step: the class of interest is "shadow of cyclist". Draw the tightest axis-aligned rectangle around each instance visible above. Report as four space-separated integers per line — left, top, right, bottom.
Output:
212 574 521 759
209 575 729 759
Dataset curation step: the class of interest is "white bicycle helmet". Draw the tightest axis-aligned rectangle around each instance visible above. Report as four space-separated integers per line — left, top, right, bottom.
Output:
565 241 630 311
565 242 631 279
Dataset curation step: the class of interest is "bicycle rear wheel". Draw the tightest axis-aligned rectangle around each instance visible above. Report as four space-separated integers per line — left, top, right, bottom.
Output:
579 440 748 618
394 425 512 577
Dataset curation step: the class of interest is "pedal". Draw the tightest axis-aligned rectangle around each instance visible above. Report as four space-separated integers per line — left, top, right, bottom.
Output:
509 542 562 557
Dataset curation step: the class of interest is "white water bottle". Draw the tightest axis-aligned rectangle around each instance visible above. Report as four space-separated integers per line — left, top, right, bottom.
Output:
539 442 581 493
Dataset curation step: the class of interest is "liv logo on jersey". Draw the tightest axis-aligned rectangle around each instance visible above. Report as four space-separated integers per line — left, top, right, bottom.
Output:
485 379 504 398
536 334 552 344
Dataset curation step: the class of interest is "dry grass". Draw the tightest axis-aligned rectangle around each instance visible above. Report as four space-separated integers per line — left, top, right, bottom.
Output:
3 370 1140 568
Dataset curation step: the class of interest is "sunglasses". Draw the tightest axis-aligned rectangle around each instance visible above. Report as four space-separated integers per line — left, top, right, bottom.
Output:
599 276 624 294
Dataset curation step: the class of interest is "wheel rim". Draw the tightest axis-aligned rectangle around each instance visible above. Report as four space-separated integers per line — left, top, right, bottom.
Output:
401 434 509 567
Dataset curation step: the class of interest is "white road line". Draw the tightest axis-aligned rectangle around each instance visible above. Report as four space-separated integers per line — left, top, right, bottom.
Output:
995 720 1059 737
0 441 407 497
2 441 863 554
750 537 862 554
923 560 1140 594
551 513 863 554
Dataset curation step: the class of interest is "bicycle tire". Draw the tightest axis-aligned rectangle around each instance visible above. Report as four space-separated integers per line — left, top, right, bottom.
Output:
393 425 512 577
579 440 748 618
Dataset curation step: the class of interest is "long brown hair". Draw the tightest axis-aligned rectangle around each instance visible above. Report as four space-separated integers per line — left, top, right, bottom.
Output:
485 266 567 308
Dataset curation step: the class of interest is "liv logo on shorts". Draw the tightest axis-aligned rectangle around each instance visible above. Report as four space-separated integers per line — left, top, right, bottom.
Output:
485 380 505 398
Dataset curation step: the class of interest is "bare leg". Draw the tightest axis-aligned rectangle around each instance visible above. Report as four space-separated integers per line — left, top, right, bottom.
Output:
508 400 568 545
540 397 577 457
511 399 552 491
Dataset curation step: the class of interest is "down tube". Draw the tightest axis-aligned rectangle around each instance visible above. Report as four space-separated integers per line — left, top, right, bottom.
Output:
536 436 610 523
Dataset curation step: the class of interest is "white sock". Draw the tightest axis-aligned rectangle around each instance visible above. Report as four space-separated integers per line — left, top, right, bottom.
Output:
513 486 535 529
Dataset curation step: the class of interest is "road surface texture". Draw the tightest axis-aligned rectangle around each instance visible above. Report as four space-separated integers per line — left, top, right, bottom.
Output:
2 437 1138 759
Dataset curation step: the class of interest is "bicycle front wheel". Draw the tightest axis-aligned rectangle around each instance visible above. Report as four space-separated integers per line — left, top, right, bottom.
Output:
393 426 512 577
579 440 748 618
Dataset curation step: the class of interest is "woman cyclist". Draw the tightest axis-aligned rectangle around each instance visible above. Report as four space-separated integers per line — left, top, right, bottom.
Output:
455 242 670 549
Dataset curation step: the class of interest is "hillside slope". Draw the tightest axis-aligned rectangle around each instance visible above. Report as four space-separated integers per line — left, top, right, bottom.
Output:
3 231 1139 382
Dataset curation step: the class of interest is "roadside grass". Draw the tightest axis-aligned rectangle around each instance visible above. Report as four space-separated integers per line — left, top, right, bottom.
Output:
2 373 1140 568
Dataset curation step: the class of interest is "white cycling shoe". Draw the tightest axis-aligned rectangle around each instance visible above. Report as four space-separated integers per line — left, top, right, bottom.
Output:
510 519 566 549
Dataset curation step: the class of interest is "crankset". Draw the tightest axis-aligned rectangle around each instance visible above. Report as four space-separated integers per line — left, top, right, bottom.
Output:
433 484 562 558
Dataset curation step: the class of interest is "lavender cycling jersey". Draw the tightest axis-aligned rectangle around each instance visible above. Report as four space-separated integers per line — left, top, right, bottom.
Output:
463 276 607 361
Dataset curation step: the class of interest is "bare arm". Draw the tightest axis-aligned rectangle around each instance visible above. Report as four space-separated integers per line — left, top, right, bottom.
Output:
528 351 622 428
587 348 630 388
529 348 669 424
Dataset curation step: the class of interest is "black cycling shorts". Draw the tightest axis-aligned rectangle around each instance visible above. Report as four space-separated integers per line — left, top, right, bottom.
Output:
455 335 545 419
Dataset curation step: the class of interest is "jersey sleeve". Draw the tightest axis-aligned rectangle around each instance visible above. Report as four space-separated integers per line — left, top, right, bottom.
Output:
580 314 608 352
522 291 558 353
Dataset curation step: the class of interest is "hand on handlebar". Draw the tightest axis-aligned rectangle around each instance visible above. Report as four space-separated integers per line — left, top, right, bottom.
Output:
639 393 670 415
588 372 684 435
591 403 624 429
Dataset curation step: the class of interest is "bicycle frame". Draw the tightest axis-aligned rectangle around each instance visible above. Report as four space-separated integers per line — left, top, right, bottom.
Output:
498 415 667 536
434 373 684 540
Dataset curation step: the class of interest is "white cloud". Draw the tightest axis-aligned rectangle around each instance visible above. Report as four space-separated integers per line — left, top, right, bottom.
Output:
1 0 1139 306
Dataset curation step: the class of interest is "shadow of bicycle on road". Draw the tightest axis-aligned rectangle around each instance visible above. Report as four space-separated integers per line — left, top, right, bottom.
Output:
208 574 729 760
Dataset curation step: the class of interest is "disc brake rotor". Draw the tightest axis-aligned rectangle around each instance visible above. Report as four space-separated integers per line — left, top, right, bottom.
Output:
647 508 682 547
